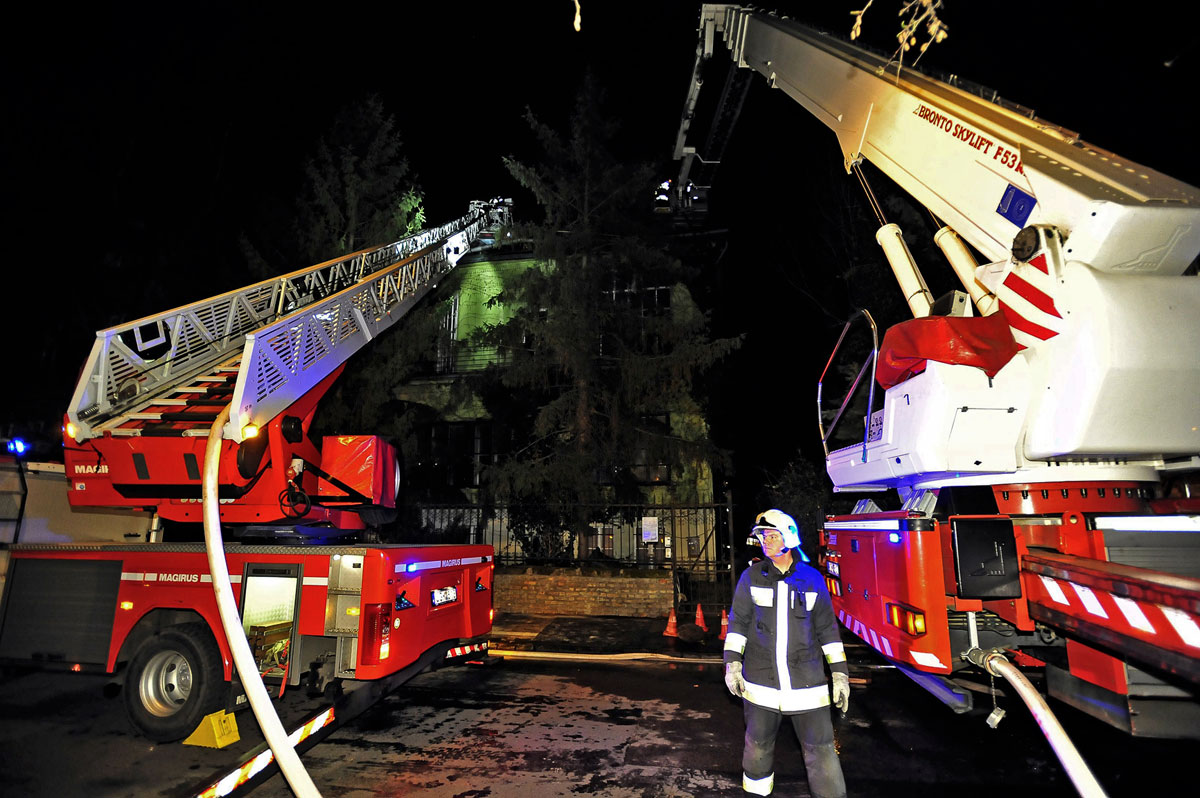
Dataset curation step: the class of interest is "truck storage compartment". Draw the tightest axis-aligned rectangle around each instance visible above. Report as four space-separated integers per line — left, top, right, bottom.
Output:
0 558 121 664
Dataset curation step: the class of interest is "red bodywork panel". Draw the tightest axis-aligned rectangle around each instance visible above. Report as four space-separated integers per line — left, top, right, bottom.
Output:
317 436 399 508
823 503 1200 693
355 546 494 680
2 543 493 682
991 481 1147 516
63 368 396 526
824 515 954 674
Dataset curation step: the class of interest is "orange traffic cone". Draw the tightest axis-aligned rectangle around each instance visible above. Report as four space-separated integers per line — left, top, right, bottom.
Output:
719 609 728 640
695 603 709 632
663 608 679 637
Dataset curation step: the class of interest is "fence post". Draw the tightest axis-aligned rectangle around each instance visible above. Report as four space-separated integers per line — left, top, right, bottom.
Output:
725 487 736 600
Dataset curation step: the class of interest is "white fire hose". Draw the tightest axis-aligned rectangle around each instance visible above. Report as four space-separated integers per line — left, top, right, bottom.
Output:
204 406 322 798
967 648 1108 798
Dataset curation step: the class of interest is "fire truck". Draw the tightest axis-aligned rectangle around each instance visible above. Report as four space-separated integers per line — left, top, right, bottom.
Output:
0 199 510 743
675 5 1200 741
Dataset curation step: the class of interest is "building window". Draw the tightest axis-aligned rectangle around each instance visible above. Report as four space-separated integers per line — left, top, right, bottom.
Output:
580 525 615 558
436 295 460 374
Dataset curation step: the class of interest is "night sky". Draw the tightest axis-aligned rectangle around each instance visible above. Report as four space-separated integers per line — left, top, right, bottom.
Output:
5 2 1198 504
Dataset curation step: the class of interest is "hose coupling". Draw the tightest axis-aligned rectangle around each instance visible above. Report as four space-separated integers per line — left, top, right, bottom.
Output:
964 647 1008 676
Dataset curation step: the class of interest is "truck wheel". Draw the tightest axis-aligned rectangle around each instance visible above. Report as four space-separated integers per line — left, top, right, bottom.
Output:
123 623 224 743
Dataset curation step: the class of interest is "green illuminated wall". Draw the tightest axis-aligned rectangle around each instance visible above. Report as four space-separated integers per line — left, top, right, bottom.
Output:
453 255 536 367
398 250 716 505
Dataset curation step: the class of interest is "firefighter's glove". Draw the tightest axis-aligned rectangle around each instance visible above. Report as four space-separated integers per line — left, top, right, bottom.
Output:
724 661 746 697
832 672 850 714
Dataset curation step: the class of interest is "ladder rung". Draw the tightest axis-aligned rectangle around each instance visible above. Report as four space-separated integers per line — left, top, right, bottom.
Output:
158 411 220 422
140 399 228 409
170 385 234 397
126 411 219 423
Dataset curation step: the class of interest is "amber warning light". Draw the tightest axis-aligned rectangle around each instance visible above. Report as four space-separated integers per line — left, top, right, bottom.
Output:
886 602 927 636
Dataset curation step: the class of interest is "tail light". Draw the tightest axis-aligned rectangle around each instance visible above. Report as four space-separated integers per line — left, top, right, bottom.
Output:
886 602 926 636
360 602 392 665
825 576 841 597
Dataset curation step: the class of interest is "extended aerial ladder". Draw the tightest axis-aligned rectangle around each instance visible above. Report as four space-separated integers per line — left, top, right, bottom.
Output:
3 200 507 770
676 4 1200 747
63 199 511 529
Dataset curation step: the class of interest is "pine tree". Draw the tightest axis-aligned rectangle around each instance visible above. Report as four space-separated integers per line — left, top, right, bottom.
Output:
247 95 428 442
294 94 425 262
473 75 741 559
242 94 425 279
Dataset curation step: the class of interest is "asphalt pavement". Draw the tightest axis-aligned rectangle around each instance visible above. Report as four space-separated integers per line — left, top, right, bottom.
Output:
488 611 726 660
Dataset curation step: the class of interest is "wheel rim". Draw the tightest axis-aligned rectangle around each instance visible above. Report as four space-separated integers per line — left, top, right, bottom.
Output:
138 649 194 717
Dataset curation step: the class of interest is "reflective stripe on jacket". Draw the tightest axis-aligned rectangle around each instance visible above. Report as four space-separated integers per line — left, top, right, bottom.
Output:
724 554 848 712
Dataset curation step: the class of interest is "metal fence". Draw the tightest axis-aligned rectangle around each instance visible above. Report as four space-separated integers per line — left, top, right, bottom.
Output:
390 500 737 608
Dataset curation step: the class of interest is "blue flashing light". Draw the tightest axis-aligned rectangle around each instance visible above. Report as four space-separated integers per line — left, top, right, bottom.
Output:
888 531 902 544
7 438 28 456
825 519 902 531
406 563 418 573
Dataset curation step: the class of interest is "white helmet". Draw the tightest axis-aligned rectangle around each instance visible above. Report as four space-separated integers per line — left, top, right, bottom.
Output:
752 509 808 560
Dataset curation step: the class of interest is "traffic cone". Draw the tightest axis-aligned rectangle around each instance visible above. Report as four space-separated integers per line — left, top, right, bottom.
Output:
719 609 728 640
695 603 709 632
663 608 679 637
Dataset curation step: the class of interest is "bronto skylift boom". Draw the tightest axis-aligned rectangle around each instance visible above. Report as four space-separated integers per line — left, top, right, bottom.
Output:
676 4 1200 747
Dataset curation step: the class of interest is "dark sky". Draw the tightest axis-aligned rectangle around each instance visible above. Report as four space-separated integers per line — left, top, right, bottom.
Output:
4 1 1198 497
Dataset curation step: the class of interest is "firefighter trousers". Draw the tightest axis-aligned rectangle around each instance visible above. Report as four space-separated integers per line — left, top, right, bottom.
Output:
742 700 847 797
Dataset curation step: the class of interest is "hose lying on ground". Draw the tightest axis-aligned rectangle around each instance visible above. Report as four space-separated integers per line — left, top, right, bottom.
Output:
966 648 1108 798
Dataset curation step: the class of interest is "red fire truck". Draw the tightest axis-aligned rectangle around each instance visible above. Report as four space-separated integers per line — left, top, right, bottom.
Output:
674 5 1200 743
0 200 510 742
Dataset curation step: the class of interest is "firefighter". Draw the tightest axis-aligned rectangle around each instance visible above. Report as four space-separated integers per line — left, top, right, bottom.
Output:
723 508 849 797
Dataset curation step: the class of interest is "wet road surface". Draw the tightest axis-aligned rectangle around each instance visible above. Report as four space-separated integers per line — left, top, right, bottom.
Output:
246 653 1195 798
0 644 1195 797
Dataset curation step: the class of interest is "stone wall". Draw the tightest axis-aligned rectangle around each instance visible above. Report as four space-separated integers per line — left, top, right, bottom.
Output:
494 566 674 617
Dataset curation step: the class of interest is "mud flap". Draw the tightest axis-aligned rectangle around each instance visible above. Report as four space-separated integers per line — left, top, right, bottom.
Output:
226 677 250 714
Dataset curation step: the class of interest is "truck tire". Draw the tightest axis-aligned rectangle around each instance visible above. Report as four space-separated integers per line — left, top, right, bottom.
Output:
123 623 224 743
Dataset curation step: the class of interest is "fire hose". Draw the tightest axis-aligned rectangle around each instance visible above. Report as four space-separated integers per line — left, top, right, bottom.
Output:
965 647 1108 798
204 406 322 798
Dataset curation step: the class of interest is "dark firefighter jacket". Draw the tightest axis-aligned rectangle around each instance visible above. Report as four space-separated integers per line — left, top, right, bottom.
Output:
724 554 848 712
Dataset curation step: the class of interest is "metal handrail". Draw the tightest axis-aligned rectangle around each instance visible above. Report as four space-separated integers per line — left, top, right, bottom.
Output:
816 309 880 463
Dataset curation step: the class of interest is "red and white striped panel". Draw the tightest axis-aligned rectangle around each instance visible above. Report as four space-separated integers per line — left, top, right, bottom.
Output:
994 253 1064 350
445 641 489 658
837 609 951 673
1026 571 1200 665
839 609 893 659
